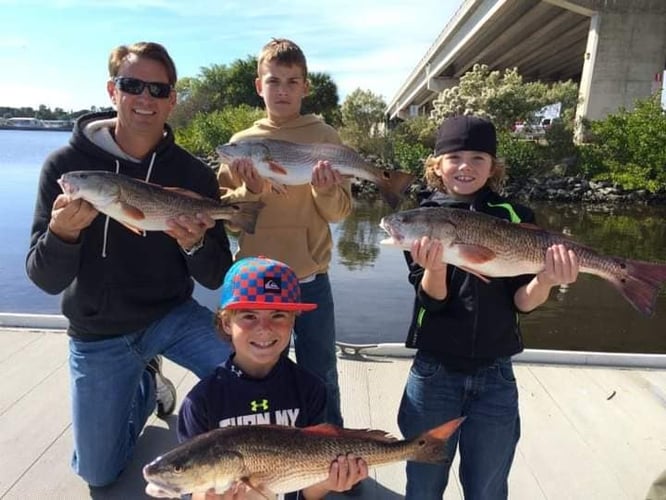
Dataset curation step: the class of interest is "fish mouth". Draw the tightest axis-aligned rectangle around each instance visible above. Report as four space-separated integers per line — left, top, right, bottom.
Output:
57 177 77 196
143 465 183 497
379 219 404 245
145 480 181 498
215 146 233 162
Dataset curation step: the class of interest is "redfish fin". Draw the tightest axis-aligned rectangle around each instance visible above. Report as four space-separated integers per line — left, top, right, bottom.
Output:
411 417 465 464
120 201 145 220
374 170 415 209
222 201 265 234
457 244 496 263
239 477 275 500
119 222 144 235
460 266 492 284
267 160 288 175
613 260 666 316
302 424 398 442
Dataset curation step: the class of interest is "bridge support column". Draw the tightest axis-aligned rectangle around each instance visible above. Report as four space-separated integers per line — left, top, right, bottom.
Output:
575 8 666 141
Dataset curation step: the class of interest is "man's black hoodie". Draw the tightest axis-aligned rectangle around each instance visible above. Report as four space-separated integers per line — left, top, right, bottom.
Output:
26 111 233 339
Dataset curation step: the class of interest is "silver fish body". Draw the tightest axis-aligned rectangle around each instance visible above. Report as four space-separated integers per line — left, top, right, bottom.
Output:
143 419 463 498
58 170 264 234
216 139 414 208
380 206 666 316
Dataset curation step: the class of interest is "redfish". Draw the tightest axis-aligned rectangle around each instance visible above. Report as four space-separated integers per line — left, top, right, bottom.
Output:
143 419 463 498
216 139 415 209
380 207 666 316
58 170 264 234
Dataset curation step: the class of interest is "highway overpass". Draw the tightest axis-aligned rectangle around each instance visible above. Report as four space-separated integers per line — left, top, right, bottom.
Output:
387 0 666 128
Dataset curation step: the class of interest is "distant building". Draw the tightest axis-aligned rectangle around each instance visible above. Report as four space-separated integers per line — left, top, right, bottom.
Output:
1 117 73 131
7 117 44 128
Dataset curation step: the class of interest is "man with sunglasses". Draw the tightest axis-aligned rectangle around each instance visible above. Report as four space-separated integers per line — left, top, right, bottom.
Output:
26 41 233 488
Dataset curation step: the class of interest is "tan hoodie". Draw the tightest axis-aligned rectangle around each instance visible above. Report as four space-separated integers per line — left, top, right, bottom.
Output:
218 114 352 278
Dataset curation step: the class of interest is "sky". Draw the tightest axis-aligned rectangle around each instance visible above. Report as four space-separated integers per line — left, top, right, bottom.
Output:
0 0 461 111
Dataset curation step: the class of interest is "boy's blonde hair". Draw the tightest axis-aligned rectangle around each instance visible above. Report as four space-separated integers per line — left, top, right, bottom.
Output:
257 38 308 79
423 154 506 193
108 42 177 85
214 309 235 343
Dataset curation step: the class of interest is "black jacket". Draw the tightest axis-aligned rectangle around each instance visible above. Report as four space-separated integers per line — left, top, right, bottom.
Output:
405 187 536 371
26 111 233 339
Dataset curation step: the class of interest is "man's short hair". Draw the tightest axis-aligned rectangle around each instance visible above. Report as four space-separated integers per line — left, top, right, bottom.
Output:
108 41 177 85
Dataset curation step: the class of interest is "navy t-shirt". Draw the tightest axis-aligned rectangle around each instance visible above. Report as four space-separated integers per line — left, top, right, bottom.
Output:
178 354 327 499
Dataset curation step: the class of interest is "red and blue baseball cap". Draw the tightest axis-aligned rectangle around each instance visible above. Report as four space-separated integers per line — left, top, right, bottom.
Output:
220 257 317 311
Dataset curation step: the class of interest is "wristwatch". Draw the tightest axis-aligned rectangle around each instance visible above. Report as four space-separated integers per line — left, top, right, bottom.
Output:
182 236 205 256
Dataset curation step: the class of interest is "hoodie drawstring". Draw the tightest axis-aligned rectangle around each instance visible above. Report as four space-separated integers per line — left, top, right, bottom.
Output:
141 152 157 238
101 160 121 258
101 152 157 257
145 152 156 183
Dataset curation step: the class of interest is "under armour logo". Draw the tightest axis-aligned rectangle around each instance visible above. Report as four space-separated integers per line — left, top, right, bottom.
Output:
230 363 244 378
250 399 269 412
264 278 281 293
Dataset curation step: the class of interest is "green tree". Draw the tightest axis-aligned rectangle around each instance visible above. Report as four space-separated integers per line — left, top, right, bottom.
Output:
170 57 340 130
430 64 578 132
339 89 387 154
578 93 666 192
175 105 265 156
428 64 580 178
303 72 340 125
224 57 264 109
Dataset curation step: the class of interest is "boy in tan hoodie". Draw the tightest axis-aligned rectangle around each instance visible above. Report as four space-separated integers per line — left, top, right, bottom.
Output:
218 38 351 427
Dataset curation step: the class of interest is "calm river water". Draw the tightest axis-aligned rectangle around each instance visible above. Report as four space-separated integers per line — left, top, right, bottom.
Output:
2 129 665 353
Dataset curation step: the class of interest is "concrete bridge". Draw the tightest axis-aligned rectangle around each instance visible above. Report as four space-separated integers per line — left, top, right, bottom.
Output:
386 0 666 126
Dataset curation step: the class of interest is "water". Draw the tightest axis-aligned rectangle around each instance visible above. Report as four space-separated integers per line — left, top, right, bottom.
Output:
3 130 666 354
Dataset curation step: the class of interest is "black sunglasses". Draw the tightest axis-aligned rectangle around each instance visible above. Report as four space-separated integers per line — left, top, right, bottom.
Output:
113 77 173 99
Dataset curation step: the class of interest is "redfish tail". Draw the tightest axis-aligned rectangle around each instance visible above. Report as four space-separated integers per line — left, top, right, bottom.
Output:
375 170 415 209
613 260 666 316
410 417 464 464
226 201 265 234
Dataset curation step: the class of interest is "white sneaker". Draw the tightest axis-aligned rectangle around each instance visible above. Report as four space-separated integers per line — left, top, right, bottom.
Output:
147 356 176 418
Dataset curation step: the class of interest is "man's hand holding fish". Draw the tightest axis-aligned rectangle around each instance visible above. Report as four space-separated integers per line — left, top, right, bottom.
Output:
48 194 98 243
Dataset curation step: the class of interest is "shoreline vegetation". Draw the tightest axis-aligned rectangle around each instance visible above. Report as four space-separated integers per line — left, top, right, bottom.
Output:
203 154 666 207
4 62 665 205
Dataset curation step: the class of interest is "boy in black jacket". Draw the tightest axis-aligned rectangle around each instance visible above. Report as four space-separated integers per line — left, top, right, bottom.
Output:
397 115 580 500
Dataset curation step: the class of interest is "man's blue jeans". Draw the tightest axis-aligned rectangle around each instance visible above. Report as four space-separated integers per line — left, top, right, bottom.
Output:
68 299 231 487
398 352 520 500
294 273 342 426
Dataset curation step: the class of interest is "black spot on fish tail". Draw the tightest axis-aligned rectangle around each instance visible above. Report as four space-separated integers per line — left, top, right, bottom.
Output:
611 259 666 316
411 417 464 464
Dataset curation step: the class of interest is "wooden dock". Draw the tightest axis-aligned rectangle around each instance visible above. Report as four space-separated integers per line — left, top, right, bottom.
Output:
1 326 665 499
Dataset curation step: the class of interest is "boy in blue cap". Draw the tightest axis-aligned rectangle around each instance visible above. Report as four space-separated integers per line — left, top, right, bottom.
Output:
177 257 367 499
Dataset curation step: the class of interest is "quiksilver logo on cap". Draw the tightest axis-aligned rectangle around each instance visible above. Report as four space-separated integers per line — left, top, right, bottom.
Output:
264 277 281 293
